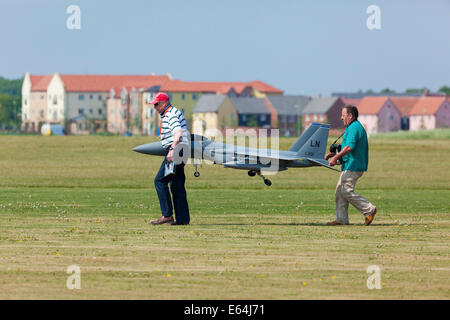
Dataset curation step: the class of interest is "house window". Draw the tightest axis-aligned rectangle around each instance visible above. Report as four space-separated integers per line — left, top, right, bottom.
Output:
98 109 102 115
78 108 84 115
181 93 185 100
313 114 317 121
98 95 102 101
53 96 57 105
40 95 44 100
90 94 93 100
242 115 247 121
78 94 84 100
89 108 93 114
192 93 198 100
260 115 266 122
305 115 310 121
289 115 296 123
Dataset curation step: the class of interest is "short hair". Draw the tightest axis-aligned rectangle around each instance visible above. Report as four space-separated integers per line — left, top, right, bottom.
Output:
343 105 358 120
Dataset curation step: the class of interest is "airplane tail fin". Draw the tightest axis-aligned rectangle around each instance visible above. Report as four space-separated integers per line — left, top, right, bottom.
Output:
288 122 322 152
295 123 330 160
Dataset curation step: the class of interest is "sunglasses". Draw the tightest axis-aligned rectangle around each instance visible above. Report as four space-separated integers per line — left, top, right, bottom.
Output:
154 102 159 107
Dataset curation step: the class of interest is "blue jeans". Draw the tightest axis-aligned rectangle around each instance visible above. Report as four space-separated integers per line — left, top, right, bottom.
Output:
154 157 190 224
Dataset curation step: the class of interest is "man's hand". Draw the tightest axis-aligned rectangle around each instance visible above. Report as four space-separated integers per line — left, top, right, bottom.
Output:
329 155 339 167
167 149 174 162
324 152 335 160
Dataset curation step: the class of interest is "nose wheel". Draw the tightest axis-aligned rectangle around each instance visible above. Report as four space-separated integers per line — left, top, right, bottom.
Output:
194 163 200 177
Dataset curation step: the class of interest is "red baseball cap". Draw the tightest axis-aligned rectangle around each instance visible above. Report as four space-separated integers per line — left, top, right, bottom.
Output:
149 92 170 104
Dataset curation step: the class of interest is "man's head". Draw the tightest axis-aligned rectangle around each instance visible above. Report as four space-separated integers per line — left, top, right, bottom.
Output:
341 105 358 127
149 92 170 113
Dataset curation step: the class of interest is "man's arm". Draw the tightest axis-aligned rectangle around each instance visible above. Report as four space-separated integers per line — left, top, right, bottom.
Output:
329 146 353 167
167 128 182 162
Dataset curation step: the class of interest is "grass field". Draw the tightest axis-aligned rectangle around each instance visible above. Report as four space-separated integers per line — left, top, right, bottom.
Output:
0 134 449 299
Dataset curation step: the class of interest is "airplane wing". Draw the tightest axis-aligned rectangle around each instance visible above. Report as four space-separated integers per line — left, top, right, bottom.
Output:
307 158 341 172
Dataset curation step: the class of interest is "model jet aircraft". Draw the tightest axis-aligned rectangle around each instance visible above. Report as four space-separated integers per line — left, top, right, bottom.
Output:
133 122 339 186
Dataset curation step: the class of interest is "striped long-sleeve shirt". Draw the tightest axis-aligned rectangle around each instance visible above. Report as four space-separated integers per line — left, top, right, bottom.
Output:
160 105 188 148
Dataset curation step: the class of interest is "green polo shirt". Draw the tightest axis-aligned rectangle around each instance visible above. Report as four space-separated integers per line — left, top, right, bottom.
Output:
341 120 369 172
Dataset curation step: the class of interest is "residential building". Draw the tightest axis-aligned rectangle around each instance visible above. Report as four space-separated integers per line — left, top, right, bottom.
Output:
158 80 283 131
21 73 52 133
302 96 345 132
358 97 401 134
21 72 170 134
141 88 160 136
192 95 238 137
389 97 420 130
264 95 311 137
409 97 450 131
230 97 271 128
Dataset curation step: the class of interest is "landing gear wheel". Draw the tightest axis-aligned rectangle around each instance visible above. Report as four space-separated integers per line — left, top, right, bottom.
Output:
264 179 272 186
194 171 200 178
248 170 256 177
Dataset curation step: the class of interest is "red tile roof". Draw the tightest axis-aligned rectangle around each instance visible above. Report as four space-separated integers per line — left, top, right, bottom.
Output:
390 97 420 116
409 97 447 115
27 74 283 96
159 80 283 94
59 74 170 92
30 75 52 91
341 98 362 107
358 97 390 115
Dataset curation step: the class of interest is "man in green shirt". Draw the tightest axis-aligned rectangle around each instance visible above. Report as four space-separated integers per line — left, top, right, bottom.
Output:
325 105 377 226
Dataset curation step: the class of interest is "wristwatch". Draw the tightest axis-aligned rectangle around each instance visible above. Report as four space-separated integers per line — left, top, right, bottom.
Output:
168 147 174 150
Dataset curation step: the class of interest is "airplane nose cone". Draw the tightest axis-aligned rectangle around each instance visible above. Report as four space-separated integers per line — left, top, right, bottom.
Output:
132 141 166 156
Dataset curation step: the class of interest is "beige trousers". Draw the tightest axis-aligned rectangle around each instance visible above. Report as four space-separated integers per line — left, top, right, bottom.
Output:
335 171 376 224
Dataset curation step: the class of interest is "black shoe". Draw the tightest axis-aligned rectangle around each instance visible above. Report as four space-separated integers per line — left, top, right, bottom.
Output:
170 221 189 225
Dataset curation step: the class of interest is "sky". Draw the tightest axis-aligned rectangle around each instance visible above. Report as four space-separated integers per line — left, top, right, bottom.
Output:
1 0 449 96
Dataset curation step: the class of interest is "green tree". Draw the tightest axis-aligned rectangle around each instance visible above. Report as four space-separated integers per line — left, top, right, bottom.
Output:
0 94 21 130
405 87 429 94
0 77 23 96
380 88 396 94
438 86 450 95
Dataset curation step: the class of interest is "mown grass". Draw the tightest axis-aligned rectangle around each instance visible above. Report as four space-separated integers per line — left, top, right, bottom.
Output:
0 135 449 299
370 128 450 140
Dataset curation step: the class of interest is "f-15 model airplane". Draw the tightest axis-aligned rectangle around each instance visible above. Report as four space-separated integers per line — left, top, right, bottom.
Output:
133 122 339 186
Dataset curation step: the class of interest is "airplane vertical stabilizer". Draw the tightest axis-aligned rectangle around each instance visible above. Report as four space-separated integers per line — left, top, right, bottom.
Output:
296 124 330 160
288 122 321 152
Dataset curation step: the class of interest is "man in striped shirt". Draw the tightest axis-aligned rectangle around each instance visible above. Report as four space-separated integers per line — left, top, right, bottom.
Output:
149 92 190 225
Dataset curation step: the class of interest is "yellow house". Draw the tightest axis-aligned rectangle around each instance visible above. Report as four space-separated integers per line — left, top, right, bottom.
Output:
192 95 237 137
159 80 283 132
